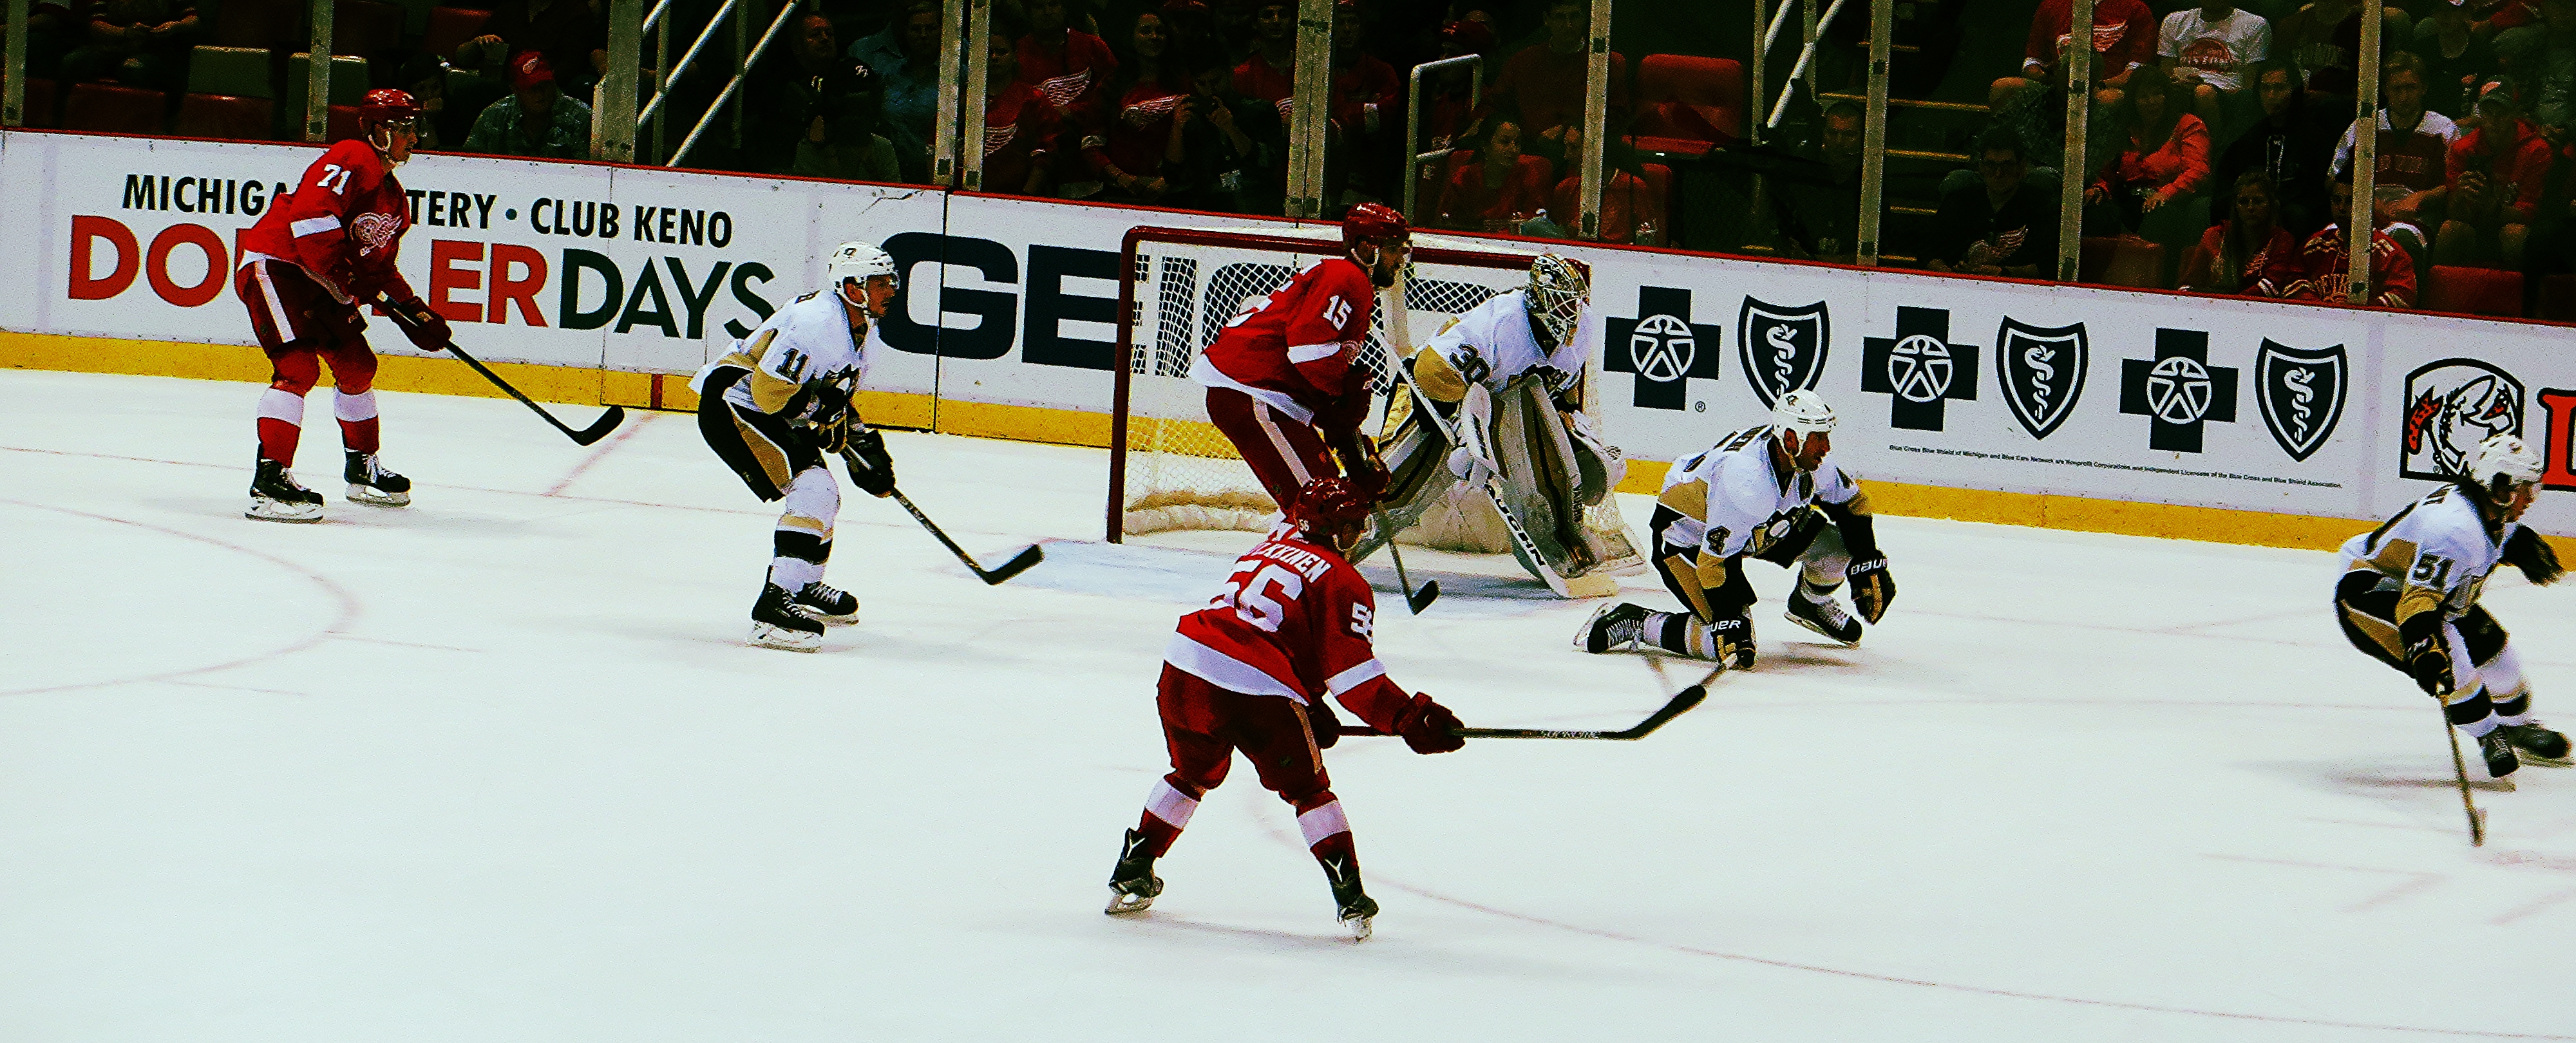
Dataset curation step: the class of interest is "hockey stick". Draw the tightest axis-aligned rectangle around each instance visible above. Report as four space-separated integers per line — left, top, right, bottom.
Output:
379 303 627 446
1375 511 1439 613
2442 707 2488 847
1383 352 1578 598
844 449 1045 585
1335 661 1721 741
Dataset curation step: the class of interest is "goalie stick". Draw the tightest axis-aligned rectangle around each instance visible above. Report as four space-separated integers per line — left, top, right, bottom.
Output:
1334 658 1721 741
379 303 626 446
841 448 1045 585
2442 706 2488 847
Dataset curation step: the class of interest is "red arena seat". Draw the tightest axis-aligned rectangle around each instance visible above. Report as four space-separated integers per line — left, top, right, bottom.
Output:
63 83 169 135
19 78 59 127
176 93 278 140
421 7 495 62
1626 55 1743 155
214 0 303 48
2539 274 2576 322
2079 236 2166 288
333 0 408 58
2423 265 2524 317
326 104 363 142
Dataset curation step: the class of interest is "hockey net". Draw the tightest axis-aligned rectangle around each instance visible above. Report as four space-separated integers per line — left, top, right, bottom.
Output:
1108 225 1629 560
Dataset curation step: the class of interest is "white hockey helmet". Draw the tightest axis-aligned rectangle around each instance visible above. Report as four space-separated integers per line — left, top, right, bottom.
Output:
1525 252 1589 346
826 241 898 303
1773 389 1837 438
2468 433 2543 491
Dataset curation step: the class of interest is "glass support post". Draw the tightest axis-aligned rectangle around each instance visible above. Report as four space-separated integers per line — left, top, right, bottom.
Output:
2054 0 2092 281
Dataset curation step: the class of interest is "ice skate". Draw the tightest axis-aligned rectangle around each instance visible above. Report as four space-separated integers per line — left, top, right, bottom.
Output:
2478 729 2523 779
1577 601 1651 653
1323 854 1374 941
793 580 860 626
247 456 324 523
343 450 412 507
749 582 825 652
2499 721 2570 766
1785 580 1862 646
1103 829 1162 916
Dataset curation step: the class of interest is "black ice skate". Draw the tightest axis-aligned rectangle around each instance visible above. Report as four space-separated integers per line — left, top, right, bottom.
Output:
344 450 413 507
2498 721 2570 765
1785 580 1862 646
793 580 860 626
1103 829 1163 916
247 456 325 523
749 582 826 652
1323 854 1376 941
1577 601 1651 654
2478 728 2523 779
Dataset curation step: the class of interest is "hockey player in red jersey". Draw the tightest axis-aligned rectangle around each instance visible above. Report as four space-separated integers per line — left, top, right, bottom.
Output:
1191 203 1410 512
1104 477 1466 940
234 89 453 522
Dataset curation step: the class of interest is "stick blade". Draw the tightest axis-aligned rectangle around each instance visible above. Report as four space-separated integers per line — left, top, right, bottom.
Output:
979 545 1045 585
2470 807 2487 847
570 406 629 446
1405 579 1439 614
1618 685 1709 738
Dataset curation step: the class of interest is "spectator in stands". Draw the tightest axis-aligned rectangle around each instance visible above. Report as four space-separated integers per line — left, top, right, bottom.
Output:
859 0 943 183
2417 0 2501 117
2330 50 2459 267
1541 138 1665 245
2280 0 2410 104
401 54 452 151
739 13 846 173
1775 100 1868 264
846 0 911 71
2437 77 2552 266
1019 0 1120 126
2291 166 2418 305
1991 0 2157 111
2532 0 2576 127
2161 1 2273 138
985 29 1067 196
2491 25 2547 102
462 51 593 158
2085 63 2213 276
1929 125 2061 279
1422 18 1497 153
1210 0 1260 65
1483 0 1628 169
1437 114 1552 232
1081 7 1193 203
475 0 607 101
1233 0 1294 122
1173 48 1284 212
59 0 197 91
2215 59 2339 235
2179 171 2303 293
1327 0 1400 205
1157 0 1217 61
793 61 902 182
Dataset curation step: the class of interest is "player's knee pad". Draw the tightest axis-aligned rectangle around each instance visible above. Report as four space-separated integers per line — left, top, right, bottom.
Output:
323 344 378 394
2474 643 2528 704
781 465 840 531
2458 607 2510 664
268 353 321 395
332 388 378 422
1799 524 1852 587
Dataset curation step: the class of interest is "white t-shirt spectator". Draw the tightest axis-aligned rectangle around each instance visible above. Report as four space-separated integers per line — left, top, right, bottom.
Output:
2159 7 2271 92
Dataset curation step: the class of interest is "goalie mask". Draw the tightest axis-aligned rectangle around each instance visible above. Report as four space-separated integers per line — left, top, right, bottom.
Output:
1524 252 1587 347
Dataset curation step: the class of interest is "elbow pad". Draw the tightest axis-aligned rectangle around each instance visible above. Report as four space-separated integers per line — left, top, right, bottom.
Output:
2503 527 2564 586
1817 500 1882 561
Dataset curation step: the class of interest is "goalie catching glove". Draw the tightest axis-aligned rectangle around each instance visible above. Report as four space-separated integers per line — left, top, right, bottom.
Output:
382 295 451 352
842 428 896 497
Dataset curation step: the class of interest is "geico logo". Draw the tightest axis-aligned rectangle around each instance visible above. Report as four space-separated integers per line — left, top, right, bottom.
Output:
68 215 245 307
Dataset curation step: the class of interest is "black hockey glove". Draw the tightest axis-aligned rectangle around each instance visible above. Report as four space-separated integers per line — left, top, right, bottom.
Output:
813 412 852 455
2400 615 2454 697
2503 527 2565 586
1709 614 1757 670
1848 558 1896 623
1306 695 1343 749
842 428 897 497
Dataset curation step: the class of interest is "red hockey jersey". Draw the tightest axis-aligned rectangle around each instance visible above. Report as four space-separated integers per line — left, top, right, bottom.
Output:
1190 256 1376 432
240 140 417 303
1164 531 1410 728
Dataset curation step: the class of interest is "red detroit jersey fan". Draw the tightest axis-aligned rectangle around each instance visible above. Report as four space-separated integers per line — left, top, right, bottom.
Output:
1189 255 1378 431
242 138 417 303
1164 528 1408 713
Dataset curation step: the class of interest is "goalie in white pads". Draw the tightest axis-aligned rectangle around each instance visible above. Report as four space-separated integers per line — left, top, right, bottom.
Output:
1353 253 1641 584
2334 434 2569 778
694 241 902 652
1577 390 1895 664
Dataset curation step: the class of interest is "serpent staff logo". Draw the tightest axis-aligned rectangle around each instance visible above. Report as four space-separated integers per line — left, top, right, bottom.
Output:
2254 341 2347 462
1736 298 1830 409
1996 318 2087 440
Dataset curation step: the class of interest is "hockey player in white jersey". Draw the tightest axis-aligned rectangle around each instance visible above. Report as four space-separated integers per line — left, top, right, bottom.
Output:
694 241 902 652
2335 434 2570 778
1355 252 1640 583
1576 390 1895 664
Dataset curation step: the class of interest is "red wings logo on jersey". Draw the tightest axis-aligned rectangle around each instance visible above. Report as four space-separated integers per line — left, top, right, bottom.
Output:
1037 71 1092 110
1124 93 1185 127
983 123 1019 158
351 212 402 257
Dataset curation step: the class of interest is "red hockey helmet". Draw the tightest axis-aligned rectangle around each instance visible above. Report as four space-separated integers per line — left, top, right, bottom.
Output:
1291 477 1373 543
359 88 422 158
1341 202 1410 251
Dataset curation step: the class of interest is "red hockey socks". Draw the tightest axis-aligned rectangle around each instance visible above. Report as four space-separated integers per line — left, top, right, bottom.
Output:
257 388 307 465
334 388 381 454
1134 778 1200 858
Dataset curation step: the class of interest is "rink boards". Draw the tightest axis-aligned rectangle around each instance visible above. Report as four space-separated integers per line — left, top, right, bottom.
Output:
6 127 2576 544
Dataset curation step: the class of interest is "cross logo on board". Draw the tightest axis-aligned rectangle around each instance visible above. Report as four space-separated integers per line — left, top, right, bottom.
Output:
2120 328 2238 453
1604 286 1724 411
1860 306 1979 431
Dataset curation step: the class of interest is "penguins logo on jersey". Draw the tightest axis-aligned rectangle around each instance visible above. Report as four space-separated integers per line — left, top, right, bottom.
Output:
1861 306 1978 431
2254 340 2347 462
2119 329 2237 453
1736 298 1830 409
2402 359 2524 482
1604 286 1724 410
1995 318 2088 441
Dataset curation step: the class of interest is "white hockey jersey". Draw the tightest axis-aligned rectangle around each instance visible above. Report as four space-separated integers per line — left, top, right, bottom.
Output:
1417 289 1597 397
692 289 873 418
1656 426 1866 559
2338 484 2514 624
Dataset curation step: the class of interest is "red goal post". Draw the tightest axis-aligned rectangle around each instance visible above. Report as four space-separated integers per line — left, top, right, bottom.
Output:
1107 224 1558 543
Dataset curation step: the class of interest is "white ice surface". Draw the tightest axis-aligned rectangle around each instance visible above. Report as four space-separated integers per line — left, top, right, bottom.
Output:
1 370 2571 1042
